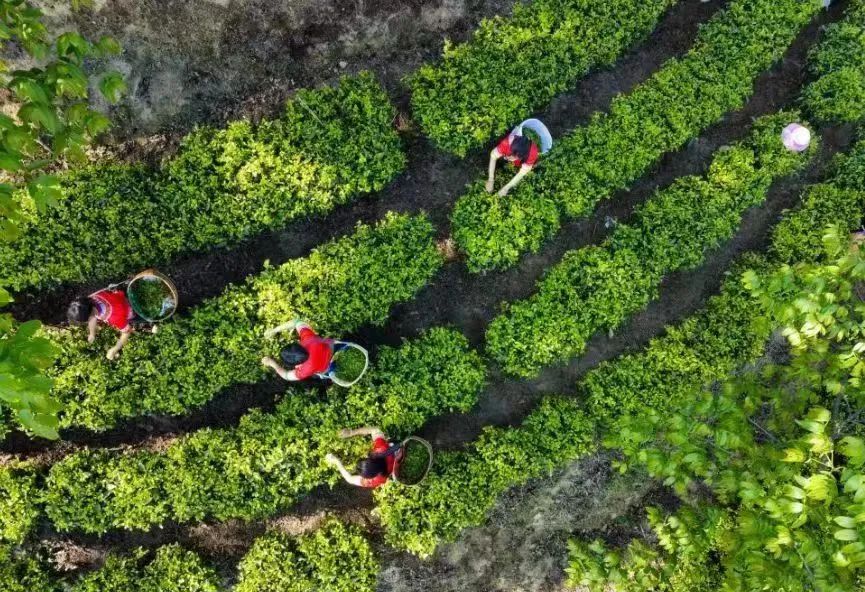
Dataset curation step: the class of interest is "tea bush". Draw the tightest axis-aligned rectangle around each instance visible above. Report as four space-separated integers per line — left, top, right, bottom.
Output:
375 138 865 558
42 328 484 534
70 545 219 592
486 112 812 377
1 522 373 592
0 547 57 592
410 0 677 156
451 0 821 271
236 520 377 592
0 465 40 544
48 212 442 431
802 1 865 123
0 73 405 291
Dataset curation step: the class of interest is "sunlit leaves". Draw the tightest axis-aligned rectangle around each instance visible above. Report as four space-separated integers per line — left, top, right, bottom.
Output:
236 521 378 592
486 113 813 377
411 0 676 157
451 0 819 271
0 315 62 439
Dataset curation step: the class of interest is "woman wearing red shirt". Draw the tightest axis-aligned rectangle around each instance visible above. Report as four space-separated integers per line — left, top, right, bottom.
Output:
485 133 540 197
261 319 336 381
325 426 403 489
67 289 154 360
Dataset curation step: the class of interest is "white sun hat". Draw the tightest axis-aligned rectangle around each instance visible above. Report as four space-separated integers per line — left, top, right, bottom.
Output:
781 123 812 153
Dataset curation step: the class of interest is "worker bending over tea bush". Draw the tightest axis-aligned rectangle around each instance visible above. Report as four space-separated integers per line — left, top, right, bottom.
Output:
326 426 403 488
67 289 157 360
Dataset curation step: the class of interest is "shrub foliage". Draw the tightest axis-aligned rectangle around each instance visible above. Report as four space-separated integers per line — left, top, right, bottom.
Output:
40 328 484 534
486 112 813 377
236 520 378 592
803 1 865 123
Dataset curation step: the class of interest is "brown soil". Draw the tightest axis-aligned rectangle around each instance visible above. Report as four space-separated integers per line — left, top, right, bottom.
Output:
34 0 516 138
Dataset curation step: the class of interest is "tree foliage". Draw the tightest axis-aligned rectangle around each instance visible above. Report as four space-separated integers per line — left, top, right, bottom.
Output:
0 1 124 439
568 229 865 591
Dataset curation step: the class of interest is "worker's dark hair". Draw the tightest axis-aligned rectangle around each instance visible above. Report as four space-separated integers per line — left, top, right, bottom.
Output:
510 134 532 160
280 344 309 366
67 297 94 324
359 456 388 479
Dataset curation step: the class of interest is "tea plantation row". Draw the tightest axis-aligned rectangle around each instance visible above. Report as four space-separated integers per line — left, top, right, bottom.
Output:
1 519 377 592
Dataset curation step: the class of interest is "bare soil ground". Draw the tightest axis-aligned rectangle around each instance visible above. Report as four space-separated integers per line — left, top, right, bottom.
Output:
377 454 657 592
35 0 516 137
4 0 856 589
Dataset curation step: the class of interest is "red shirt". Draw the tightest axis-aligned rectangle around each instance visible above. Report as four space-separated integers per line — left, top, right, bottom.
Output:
92 289 134 333
294 326 334 380
360 437 397 488
497 135 539 168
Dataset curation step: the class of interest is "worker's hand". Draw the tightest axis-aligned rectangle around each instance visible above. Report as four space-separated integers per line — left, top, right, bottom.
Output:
261 356 276 368
106 348 120 361
151 324 160 335
338 428 353 439
485 178 495 193
263 327 277 339
497 187 509 197
324 453 339 466
87 333 96 344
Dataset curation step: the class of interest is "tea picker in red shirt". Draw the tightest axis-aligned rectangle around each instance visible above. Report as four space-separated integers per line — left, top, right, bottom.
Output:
325 426 404 489
485 118 553 197
67 269 176 361
67 289 154 360
261 319 339 382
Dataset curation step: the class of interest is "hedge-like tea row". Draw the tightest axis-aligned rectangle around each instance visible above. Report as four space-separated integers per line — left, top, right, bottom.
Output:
802 0 865 123
236 520 377 592
1 520 374 592
69 545 219 592
375 139 865 558
486 112 812 377
47 212 442 431
0 73 406 292
451 0 821 271
0 544 217 592
409 0 678 157
40 328 484 534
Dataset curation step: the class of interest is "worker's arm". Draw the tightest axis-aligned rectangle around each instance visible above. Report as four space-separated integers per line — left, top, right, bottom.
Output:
264 319 309 339
485 148 502 193
106 331 131 360
261 357 300 381
325 453 364 487
338 426 385 440
86 314 99 343
497 164 532 197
